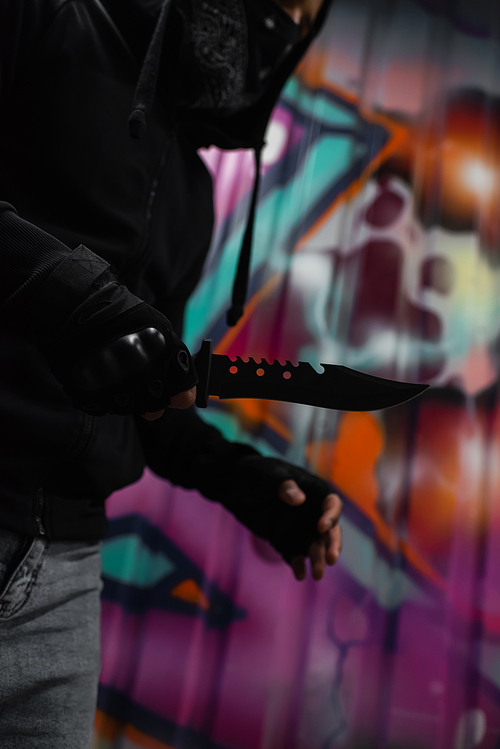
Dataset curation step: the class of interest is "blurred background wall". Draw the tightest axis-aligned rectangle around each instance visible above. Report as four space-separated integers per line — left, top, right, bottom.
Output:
92 1 500 747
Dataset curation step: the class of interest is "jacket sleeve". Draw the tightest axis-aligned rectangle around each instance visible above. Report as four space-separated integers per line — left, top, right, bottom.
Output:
134 406 260 502
0 1 113 336
0 204 75 304
0 204 113 344
135 407 335 567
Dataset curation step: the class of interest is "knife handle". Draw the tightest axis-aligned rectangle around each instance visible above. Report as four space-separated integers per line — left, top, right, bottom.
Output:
193 338 213 408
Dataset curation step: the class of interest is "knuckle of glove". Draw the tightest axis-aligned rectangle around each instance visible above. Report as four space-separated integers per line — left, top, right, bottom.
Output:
45 294 193 416
73 329 164 392
235 456 295 499
70 328 171 415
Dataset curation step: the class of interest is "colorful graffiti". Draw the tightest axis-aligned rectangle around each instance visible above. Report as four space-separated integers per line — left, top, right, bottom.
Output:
93 1 500 747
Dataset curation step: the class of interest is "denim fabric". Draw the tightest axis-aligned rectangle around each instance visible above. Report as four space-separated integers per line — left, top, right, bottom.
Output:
0 528 102 748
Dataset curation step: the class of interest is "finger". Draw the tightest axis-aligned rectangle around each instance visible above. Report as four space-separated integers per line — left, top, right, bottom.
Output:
142 410 165 421
318 493 343 534
309 538 326 580
278 480 306 506
291 555 307 581
325 524 343 565
168 387 197 409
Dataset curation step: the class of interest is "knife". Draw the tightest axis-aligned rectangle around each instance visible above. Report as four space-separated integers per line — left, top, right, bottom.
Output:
193 339 428 411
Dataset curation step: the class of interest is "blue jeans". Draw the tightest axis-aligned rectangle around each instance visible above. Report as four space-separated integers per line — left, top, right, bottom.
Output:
0 528 102 748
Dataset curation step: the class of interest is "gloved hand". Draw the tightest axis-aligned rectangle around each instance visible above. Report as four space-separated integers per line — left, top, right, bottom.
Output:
43 275 197 416
227 455 343 579
134 405 342 579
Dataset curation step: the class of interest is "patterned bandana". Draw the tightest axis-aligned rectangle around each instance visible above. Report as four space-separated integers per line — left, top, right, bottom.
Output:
173 0 300 113
173 0 247 110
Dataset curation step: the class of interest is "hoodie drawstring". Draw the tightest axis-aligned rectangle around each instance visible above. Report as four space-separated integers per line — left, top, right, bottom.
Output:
128 0 172 140
226 144 263 327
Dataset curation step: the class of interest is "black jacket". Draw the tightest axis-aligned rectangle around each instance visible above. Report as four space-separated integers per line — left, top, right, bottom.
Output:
0 0 331 540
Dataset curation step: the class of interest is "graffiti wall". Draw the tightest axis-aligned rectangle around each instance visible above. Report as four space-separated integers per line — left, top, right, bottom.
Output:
92 1 500 747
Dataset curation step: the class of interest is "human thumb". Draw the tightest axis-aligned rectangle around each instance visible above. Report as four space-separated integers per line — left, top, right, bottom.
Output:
279 480 306 505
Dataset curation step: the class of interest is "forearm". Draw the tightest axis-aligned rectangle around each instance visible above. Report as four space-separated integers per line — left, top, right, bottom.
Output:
135 406 259 501
0 206 115 345
136 406 338 567
0 206 197 417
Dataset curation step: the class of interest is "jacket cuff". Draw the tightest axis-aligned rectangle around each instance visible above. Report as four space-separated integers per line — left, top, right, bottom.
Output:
4 244 112 344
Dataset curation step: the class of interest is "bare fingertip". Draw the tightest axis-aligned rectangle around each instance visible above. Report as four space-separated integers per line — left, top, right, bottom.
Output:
286 487 305 504
142 410 165 421
292 562 306 581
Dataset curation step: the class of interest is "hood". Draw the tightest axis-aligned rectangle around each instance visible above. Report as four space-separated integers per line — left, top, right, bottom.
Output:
101 0 334 325
102 0 334 148
170 0 334 150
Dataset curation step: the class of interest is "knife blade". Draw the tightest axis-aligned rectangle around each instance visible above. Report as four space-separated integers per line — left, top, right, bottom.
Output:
193 339 428 411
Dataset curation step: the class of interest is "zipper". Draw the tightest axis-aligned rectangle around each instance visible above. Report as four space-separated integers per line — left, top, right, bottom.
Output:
73 413 95 461
120 141 170 279
56 412 95 466
35 487 46 536
35 412 95 537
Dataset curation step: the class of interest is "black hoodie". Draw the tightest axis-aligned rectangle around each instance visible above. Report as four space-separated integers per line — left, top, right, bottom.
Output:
0 0 332 540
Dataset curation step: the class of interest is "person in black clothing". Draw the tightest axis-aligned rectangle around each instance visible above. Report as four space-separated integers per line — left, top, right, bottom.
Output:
0 0 342 745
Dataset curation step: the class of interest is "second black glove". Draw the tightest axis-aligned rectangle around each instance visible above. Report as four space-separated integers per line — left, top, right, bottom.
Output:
225 455 334 565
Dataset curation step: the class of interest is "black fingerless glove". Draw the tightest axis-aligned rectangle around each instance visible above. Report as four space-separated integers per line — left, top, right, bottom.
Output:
4 244 197 415
46 286 198 415
225 455 333 565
